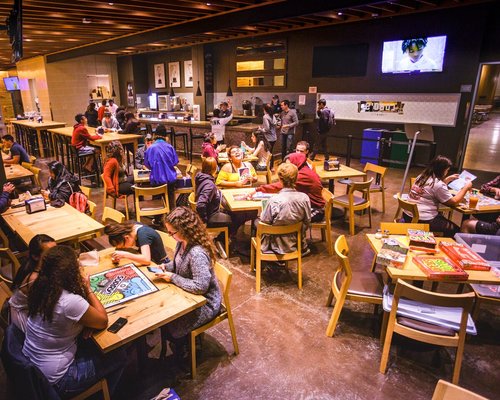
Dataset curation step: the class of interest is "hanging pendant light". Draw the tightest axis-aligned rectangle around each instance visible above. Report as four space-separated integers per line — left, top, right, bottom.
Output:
111 86 116 97
169 83 175 97
195 80 202 97
226 79 233 97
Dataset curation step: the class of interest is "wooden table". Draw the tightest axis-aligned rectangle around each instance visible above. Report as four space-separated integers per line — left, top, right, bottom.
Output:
48 127 142 167
221 188 263 212
87 248 206 353
452 192 500 216
12 120 66 158
1 202 104 246
315 164 366 192
366 234 500 285
4 164 34 182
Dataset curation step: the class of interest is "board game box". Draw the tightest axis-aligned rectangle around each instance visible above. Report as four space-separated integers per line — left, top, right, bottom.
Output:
90 263 158 308
438 241 491 271
407 230 437 249
376 238 409 269
414 256 469 281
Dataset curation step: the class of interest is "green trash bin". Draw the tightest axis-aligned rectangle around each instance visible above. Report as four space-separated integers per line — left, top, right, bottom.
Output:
385 131 409 169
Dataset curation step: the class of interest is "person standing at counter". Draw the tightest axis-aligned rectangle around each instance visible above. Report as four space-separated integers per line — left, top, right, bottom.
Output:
279 100 298 159
210 109 233 145
310 99 334 161
144 124 179 211
219 101 232 118
271 95 281 115
262 104 277 164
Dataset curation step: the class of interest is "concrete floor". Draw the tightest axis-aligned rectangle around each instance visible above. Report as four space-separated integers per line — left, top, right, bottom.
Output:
1 157 500 400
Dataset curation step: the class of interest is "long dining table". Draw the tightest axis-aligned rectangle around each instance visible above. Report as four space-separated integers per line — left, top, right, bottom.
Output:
11 119 66 158
366 233 500 285
88 247 206 353
315 163 367 193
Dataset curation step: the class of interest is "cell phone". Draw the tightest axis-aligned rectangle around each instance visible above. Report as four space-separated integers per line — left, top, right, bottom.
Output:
147 266 163 274
107 317 128 333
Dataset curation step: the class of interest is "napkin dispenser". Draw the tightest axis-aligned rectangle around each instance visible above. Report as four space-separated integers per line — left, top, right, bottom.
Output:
324 158 340 171
25 197 46 214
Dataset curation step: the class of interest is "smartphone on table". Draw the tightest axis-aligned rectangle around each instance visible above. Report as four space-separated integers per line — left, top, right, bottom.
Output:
107 317 128 333
147 266 164 274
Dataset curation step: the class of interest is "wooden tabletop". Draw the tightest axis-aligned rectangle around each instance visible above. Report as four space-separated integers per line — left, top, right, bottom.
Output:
315 164 367 181
47 126 142 143
221 188 263 212
2 202 104 245
453 193 500 215
88 248 206 353
11 120 66 130
4 164 33 181
366 234 500 284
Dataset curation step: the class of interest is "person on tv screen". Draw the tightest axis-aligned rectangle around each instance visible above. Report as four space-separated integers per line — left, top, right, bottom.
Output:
398 38 437 71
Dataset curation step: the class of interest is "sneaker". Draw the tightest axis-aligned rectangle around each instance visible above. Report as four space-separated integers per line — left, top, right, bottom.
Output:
215 240 227 259
302 248 311 257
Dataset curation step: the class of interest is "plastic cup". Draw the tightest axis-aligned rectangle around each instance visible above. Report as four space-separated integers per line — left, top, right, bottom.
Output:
469 195 479 209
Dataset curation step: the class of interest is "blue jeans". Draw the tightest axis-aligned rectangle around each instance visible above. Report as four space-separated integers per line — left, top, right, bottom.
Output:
281 133 294 159
55 340 127 398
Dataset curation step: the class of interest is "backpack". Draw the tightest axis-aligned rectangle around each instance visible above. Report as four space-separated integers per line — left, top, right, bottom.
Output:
69 191 89 214
327 108 335 129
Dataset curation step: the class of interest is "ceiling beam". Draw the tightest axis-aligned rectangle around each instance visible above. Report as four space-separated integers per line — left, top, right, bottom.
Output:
46 0 382 63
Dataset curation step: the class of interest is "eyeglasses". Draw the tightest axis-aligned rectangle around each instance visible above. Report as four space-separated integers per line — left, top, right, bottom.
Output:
166 230 178 237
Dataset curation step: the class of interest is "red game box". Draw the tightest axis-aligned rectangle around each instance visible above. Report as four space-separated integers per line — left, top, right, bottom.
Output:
414 256 469 281
438 242 491 271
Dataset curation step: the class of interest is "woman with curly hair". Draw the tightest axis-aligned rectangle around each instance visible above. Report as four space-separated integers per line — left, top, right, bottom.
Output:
23 246 126 397
102 140 134 198
156 207 222 362
104 221 169 265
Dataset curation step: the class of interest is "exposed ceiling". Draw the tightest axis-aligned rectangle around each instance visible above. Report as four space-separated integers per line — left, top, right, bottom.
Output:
0 0 493 70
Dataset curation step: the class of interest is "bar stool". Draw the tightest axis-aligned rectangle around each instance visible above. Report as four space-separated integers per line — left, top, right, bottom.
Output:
189 127 205 162
70 146 101 187
170 127 188 158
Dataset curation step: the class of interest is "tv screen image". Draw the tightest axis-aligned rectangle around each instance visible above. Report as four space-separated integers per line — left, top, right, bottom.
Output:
381 35 447 74
3 77 20 91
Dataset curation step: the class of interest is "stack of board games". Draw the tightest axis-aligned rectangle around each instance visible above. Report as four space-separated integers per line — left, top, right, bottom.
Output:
376 238 409 269
407 230 437 251
438 241 491 271
414 256 469 281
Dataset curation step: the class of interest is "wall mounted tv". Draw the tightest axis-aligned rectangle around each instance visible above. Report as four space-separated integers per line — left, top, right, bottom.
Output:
3 77 20 91
312 43 369 77
381 35 447 74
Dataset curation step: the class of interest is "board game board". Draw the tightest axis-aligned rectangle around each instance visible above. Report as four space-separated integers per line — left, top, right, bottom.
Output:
438 241 491 271
414 256 469 281
90 263 158 308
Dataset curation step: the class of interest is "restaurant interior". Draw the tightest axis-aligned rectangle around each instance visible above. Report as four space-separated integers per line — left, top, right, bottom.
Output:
0 1 499 399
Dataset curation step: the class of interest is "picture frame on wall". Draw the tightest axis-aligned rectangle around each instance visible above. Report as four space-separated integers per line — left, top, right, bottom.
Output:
168 61 181 88
184 60 193 87
127 82 135 107
154 63 166 89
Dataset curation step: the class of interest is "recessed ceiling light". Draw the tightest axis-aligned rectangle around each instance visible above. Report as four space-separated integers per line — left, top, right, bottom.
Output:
338 12 343 16
82 18 92 24
206 2 211 5
109 2 114 5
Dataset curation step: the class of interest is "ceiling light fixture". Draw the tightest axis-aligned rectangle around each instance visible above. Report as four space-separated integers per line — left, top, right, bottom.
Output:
82 18 92 24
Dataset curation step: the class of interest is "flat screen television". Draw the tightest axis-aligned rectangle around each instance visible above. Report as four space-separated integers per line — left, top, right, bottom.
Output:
312 43 369 77
3 77 20 91
381 35 447 74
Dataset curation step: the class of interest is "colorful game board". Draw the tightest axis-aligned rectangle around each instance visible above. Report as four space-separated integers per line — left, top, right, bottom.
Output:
414 256 469 281
90 263 158 308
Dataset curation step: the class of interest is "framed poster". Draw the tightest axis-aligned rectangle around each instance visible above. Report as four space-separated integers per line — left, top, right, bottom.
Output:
126 82 135 107
168 61 180 88
184 60 193 87
154 63 166 89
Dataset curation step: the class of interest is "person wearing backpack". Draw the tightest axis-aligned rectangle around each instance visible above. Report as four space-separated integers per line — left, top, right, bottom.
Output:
310 99 335 161
42 161 82 208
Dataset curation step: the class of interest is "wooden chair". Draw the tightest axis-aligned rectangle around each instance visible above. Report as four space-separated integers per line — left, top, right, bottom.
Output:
364 162 387 213
255 153 273 184
326 235 383 337
0 248 21 286
310 188 334 255
380 279 475 384
80 185 92 199
250 221 303 293
87 200 97 219
432 379 488 400
393 193 419 223
379 222 430 235
29 165 41 188
186 164 199 193
102 206 126 224
332 178 373 235
101 174 130 220
29 155 36 164
188 192 229 258
134 184 170 223
189 262 239 378
155 229 177 255
0 281 13 329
